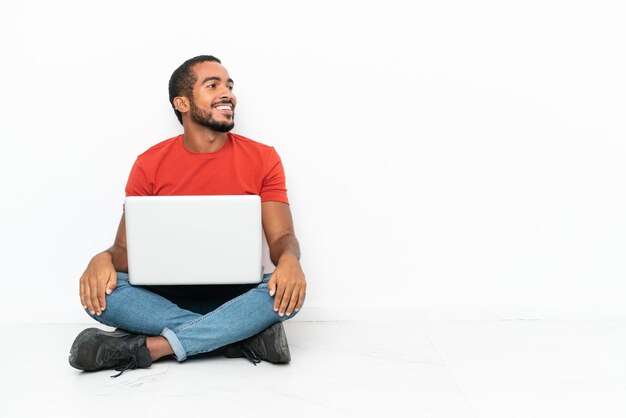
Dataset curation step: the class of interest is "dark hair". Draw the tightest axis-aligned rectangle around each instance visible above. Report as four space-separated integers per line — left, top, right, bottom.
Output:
168 55 222 125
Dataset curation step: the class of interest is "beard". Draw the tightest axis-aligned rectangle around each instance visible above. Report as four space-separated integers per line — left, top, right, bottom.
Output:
189 99 235 133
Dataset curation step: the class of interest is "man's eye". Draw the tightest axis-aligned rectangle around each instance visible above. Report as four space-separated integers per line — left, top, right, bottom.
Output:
207 84 216 88
227 85 234 91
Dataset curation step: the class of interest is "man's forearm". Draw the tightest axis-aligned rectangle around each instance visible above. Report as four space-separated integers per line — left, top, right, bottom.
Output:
269 233 301 266
102 244 128 272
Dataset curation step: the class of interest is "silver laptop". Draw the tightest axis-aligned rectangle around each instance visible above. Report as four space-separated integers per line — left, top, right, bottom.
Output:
125 195 263 285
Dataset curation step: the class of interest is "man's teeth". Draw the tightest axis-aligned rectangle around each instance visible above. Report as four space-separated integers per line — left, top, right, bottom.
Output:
215 105 232 110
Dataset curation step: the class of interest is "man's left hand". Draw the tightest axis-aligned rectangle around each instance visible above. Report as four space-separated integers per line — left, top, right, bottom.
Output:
267 254 307 316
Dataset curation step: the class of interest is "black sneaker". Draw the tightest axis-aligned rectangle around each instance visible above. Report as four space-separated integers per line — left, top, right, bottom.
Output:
69 328 152 377
224 322 291 365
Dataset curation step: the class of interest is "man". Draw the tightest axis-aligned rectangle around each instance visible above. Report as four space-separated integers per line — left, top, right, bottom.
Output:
69 55 307 377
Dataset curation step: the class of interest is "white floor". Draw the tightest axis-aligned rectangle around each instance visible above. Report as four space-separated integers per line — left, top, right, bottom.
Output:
1 320 625 418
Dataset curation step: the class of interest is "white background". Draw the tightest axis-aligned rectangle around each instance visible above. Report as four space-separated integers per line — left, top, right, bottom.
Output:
1 0 625 323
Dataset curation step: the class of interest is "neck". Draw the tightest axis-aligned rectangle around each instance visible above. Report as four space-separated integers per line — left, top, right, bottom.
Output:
182 124 229 153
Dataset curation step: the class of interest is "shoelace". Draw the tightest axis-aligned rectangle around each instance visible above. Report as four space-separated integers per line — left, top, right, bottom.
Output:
235 343 262 366
101 348 139 378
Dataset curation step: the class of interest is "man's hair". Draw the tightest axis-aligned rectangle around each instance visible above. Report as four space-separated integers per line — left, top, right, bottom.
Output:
168 55 222 125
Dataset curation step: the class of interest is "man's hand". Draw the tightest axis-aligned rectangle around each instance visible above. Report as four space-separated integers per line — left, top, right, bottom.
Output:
79 252 118 316
262 201 306 316
267 254 306 316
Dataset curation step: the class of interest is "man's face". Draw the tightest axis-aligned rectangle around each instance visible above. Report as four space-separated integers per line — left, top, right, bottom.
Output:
187 61 237 132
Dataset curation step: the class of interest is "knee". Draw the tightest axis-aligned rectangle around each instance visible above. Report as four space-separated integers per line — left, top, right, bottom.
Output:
274 308 300 322
84 307 117 328
83 284 128 327
269 294 305 322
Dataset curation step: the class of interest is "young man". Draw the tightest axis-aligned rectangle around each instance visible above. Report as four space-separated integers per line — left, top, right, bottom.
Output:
69 55 307 376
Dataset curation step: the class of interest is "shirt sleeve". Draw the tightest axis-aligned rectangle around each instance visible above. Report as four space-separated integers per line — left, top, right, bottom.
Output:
260 147 289 204
125 157 152 197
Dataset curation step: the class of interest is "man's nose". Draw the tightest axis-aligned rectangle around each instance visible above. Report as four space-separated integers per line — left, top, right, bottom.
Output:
219 87 235 101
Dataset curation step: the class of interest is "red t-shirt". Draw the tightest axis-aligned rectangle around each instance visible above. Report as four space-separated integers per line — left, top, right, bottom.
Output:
125 133 289 203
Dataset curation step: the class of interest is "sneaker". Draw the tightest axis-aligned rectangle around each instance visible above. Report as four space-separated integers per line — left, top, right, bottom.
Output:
223 322 291 365
69 328 152 377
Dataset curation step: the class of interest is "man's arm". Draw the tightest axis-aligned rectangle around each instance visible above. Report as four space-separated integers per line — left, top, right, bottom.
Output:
262 201 307 317
104 213 129 272
79 214 128 316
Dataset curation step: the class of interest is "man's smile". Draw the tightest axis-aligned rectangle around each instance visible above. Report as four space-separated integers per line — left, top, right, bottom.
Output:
213 102 234 115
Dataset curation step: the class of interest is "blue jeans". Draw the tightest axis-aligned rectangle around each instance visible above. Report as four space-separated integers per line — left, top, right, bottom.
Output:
85 272 297 361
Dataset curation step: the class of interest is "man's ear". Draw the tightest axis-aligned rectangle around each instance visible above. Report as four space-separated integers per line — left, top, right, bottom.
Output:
173 97 190 113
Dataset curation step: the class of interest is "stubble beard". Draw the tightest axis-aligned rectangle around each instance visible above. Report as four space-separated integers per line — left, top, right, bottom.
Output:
189 99 235 133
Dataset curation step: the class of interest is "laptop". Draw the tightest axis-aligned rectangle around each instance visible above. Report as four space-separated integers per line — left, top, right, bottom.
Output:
124 195 263 285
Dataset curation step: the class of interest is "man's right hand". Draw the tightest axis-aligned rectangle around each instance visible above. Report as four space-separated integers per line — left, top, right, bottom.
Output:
79 252 118 316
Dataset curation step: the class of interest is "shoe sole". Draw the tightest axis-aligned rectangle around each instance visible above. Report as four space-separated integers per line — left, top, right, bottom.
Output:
69 328 130 370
